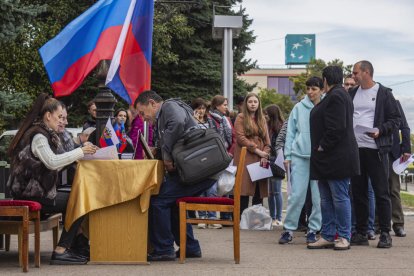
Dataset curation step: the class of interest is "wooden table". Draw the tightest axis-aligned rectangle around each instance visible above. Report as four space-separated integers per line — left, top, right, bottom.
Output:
65 160 164 264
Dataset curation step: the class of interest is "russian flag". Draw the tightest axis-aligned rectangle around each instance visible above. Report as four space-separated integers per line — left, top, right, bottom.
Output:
39 0 154 104
106 0 154 104
99 117 120 148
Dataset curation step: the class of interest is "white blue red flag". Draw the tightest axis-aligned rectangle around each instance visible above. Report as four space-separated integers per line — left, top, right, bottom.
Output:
39 0 154 104
99 117 120 148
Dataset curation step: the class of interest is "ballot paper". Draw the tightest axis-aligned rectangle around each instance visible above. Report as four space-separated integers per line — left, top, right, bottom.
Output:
82 145 118 160
274 149 285 171
392 155 414 175
246 162 273 182
354 125 379 134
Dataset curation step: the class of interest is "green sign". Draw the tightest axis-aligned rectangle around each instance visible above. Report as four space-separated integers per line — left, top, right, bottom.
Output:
285 34 315 65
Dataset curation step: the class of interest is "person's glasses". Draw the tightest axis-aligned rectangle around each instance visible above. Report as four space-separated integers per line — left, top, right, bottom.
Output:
344 83 354 87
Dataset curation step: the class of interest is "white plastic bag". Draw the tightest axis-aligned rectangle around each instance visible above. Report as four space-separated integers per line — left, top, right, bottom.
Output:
217 166 237 196
240 204 272 230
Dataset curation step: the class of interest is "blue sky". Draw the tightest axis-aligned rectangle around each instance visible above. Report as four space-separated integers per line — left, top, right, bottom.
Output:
242 0 414 131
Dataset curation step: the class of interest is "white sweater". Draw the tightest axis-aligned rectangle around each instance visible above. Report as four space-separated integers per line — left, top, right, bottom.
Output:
31 134 84 171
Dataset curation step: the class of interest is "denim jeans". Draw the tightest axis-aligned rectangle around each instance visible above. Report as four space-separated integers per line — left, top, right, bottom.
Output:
268 177 283 221
318 178 351 242
198 182 218 219
351 179 375 233
149 173 215 255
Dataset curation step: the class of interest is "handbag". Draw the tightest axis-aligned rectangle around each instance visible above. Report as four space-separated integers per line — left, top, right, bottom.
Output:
269 156 285 179
172 127 232 185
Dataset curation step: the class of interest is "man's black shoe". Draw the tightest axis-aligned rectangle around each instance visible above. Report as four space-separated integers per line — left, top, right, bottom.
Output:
175 250 202 258
377 232 392 248
147 253 176 262
50 249 88 265
350 232 369 246
394 227 406 237
72 246 90 261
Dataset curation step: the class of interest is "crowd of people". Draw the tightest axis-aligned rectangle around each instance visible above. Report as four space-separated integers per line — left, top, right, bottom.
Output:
5 60 411 264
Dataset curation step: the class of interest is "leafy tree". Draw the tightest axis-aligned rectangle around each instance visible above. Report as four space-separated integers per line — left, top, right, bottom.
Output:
152 0 256 102
258 88 293 119
0 0 46 43
0 0 256 131
290 58 352 97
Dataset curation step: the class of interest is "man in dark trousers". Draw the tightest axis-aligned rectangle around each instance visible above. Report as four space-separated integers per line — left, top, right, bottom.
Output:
135 90 216 261
388 101 411 237
349 60 401 248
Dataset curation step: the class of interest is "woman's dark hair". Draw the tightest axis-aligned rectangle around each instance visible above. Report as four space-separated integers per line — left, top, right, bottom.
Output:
114 108 129 132
191 97 207 110
8 93 61 156
305 76 324 89
210 95 227 110
264 104 284 134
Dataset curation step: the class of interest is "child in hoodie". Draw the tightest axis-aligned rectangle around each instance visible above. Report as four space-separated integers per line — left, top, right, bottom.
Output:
279 76 323 245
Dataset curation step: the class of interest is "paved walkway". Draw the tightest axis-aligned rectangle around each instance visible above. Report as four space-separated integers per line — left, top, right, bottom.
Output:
1 214 414 275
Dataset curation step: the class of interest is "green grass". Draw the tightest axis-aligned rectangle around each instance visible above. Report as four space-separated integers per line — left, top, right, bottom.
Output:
400 192 414 208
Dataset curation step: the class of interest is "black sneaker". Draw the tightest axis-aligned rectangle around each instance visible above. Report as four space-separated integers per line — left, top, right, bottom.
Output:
147 253 176 262
175 250 202 258
377 232 392 248
350 232 369 246
278 231 293 244
50 249 88 265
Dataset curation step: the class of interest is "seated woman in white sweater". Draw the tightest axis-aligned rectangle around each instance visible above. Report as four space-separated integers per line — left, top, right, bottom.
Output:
7 93 96 265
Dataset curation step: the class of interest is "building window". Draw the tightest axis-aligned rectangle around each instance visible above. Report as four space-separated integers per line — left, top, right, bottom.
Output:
267 77 296 100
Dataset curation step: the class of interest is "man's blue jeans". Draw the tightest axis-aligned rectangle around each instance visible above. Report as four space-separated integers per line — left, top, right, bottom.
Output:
149 173 215 255
318 178 351 241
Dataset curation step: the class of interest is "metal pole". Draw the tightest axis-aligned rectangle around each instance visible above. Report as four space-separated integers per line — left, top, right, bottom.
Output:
222 28 234 111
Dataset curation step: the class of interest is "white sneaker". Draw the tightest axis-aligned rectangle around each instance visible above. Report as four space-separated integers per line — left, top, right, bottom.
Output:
272 220 283 227
197 223 207 229
208 223 223 229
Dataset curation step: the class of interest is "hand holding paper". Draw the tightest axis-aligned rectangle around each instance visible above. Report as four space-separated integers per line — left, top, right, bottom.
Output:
392 155 414 175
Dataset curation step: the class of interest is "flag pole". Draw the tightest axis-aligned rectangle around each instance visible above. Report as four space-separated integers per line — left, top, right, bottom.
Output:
93 60 117 146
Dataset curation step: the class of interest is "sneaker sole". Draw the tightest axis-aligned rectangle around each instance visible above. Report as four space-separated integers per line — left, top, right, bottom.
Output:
377 244 392 248
334 245 351 250
50 259 88 265
278 240 292 245
307 244 335 249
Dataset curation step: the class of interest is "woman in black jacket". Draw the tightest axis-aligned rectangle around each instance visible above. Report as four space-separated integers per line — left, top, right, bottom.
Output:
307 66 359 251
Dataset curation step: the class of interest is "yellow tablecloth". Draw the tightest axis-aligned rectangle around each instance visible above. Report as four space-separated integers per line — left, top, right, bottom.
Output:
65 160 164 231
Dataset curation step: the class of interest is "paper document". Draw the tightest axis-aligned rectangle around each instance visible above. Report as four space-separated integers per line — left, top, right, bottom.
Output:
354 125 379 134
82 145 118 160
392 156 414 175
225 165 237 175
246 162 273 182
274 149 285 171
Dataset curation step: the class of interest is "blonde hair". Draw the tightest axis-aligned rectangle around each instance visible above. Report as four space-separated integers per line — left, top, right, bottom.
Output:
242 93 267 141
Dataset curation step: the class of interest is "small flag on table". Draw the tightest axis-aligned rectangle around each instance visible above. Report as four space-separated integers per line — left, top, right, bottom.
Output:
99 117 120 148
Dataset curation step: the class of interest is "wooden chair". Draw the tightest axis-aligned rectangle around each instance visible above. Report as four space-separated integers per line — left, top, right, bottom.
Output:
177 147 246 264
0 200 42 272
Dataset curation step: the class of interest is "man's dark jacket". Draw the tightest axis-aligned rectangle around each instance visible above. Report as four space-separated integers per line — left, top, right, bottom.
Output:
390 100 411 160
310 85 360 180
348 83 401 154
